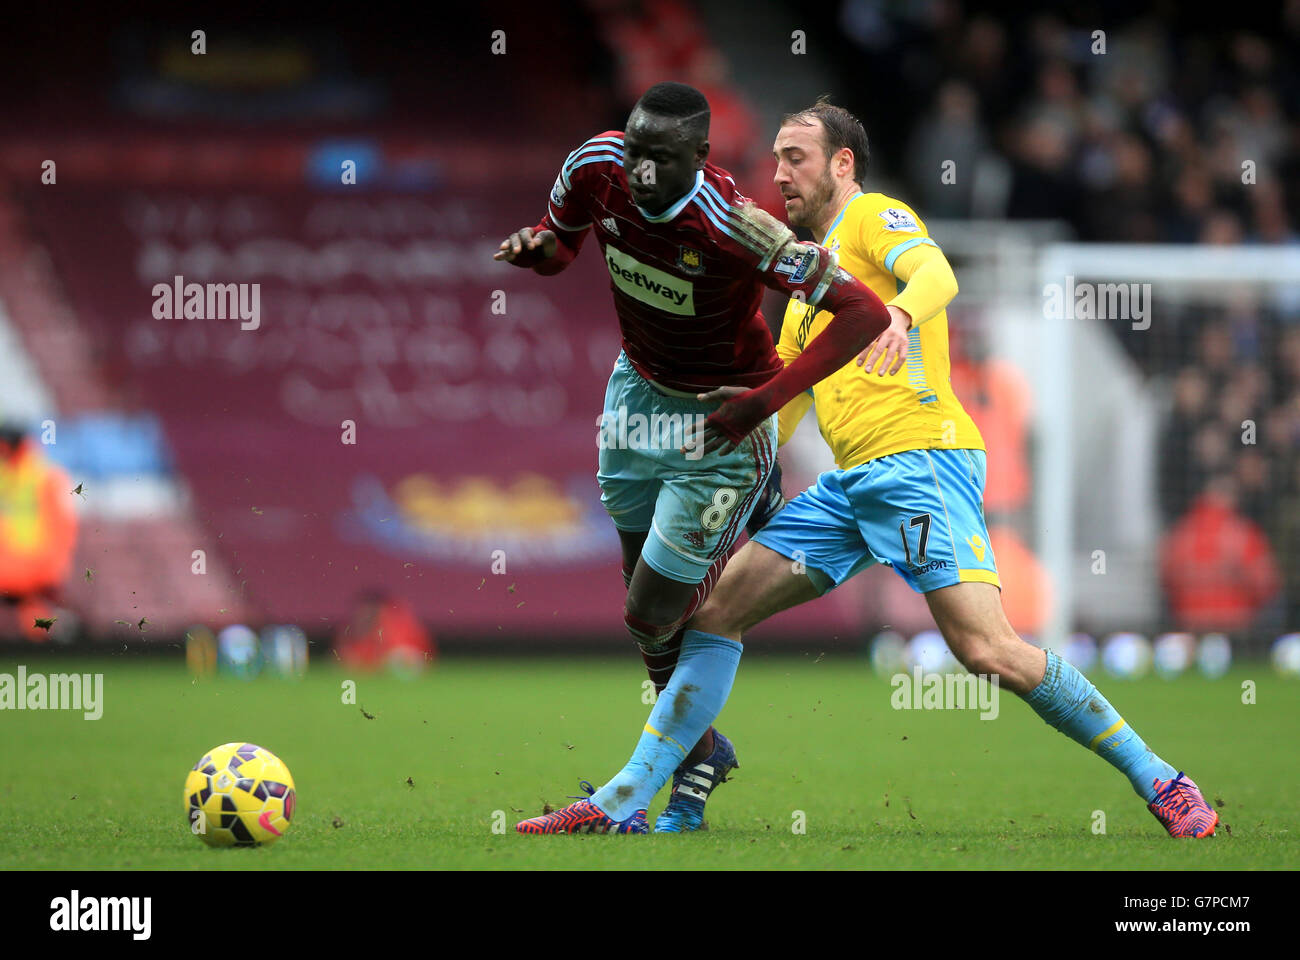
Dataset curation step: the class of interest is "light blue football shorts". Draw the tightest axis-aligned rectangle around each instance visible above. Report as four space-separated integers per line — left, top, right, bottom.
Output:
752 448 1001 595
596 351 777 584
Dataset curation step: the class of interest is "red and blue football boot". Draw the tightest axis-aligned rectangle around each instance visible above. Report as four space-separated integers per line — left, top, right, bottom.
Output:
1148 772 1219 838
516 780 648 835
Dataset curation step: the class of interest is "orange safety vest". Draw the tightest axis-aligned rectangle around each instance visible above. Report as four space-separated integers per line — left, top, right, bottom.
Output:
0 442 78 594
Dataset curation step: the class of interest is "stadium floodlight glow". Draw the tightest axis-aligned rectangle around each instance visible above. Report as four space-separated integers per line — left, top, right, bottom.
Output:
1101 632 1151 679
217 625 261 680
186 625 217 678
261 625 309 679
1196 634 1232 679
1153 633 1195 679
1271 634 1300 677
905 630 958 674
869 630 906 676
1061 633 1098 672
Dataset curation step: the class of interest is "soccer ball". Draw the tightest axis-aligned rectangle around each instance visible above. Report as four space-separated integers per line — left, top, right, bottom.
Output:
184 742 296 847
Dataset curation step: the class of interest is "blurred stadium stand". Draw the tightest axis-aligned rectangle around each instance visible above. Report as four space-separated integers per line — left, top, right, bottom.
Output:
0 1 1296 656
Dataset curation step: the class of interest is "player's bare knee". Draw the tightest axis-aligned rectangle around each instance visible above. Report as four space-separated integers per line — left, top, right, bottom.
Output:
954 629 1025 679
624 589 680 628
960 648 997 678
944 629 997 676
686 600 741 642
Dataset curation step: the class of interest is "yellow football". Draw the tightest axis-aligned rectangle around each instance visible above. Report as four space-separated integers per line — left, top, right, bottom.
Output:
184 742 296 847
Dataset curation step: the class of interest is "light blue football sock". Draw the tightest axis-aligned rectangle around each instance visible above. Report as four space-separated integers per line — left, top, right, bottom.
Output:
1023 649 1177 802
591 629 742 822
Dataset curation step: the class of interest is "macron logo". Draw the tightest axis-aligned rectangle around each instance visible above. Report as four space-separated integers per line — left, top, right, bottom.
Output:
604 247 694 315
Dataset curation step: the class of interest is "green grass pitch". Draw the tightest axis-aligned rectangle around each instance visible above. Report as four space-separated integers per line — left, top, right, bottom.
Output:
1 655 1295 869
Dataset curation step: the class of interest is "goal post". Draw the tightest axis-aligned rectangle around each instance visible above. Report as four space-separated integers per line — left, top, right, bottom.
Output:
1032 242 1300 646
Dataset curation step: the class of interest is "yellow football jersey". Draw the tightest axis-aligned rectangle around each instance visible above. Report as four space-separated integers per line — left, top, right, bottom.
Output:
777 192 983 468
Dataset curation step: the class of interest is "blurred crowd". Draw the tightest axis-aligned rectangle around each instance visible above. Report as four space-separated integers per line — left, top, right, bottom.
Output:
832 2 1299 246
1157 309 1299 634
589 0 784 213
828 3 1299 636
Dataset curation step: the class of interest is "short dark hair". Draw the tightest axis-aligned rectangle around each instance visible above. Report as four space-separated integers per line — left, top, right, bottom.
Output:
634 82 710 142
782 96 869 185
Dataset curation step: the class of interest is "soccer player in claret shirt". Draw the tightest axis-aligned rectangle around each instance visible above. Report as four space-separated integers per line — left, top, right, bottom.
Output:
495 82 893 833
521 98 1218 839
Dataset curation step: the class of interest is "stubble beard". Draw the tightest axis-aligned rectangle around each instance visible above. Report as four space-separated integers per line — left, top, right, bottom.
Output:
789 165 837 230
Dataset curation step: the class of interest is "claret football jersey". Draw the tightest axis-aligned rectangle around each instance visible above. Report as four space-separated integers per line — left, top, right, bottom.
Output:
541 131 850 394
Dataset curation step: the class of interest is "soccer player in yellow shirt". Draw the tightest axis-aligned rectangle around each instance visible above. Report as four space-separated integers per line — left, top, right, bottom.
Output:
518 98 1217 839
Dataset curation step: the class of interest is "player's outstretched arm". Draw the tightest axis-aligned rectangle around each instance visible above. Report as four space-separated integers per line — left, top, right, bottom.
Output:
694 252 890 454
493 134 609 275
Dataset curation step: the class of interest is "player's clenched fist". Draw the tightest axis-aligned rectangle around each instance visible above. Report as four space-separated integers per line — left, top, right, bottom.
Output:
493 227 557 262
683 385 759 456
